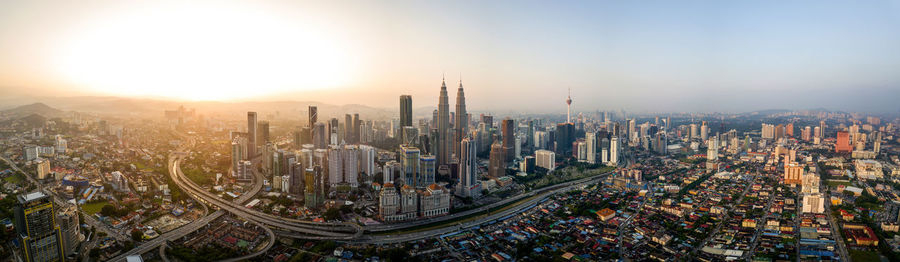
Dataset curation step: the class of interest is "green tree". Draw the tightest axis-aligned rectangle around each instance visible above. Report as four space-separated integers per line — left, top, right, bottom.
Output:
131 230 143 242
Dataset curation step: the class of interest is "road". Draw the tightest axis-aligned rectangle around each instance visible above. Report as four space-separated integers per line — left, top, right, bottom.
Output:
824 190 850 261
618 186 652 257
351 170 613 244
168 154 362 239
107 142 266 261
689 173 754 259
744 183 776 260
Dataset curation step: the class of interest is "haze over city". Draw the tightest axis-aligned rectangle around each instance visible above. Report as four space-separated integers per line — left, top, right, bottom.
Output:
1 0 899 112
3 1 900 262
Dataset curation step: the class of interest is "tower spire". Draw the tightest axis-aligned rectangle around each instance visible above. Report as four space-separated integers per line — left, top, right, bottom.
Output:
566 88 573 123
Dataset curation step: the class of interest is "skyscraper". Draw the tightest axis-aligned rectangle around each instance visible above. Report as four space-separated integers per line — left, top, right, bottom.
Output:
457 138 480 198
15 192 64 262
353 113 360 144
247 112 257 158
400 145 420 187
400 95 413 140
502 119 515 161
454 78 468 160
566 88 573 123
585 132 597 164
489 141 506 178
835 131 852 153
419 155 436 186
258 121 270 145
313 123 327 149
308 106 318 127
437 76 451 166
344 114 353 144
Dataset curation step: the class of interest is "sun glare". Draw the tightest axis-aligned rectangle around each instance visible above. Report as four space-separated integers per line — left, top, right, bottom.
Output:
54 2 354 101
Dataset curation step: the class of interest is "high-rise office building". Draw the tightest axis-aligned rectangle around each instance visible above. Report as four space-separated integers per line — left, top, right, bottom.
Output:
247 112 257 158
437 77 451 166
481 114 493 128
353 113 360 144
501 119 515 162
313 123 327 149
304 167 324 208
15 192 64 262
419 155 436 186
57 205 81 257
454 79 468 160
344 114 353 144
400 95 413 139
258 121 270 145
400 145 420 187
308 106 318 127
555 123 574 155
489 141 506 178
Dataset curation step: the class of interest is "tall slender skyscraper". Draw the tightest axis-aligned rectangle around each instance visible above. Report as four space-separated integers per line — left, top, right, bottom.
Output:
437 76 451 166
457 138 480 198
400 95 413 140
344 114 353 144
502 119 515 161
566 88 573 123
308 106 318 127
454 78 468 159
353 113 360 144
308 106 318 143
247 112 257 159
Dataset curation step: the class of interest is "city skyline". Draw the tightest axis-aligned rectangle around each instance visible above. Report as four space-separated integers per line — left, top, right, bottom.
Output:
0 1 899 112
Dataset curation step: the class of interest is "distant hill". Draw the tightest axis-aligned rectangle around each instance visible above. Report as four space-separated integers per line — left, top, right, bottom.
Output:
2 102 64 118
1 97 396 120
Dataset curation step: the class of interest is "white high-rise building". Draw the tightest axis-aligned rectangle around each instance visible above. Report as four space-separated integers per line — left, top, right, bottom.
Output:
802 194 825 214
358 145 376 178
707 135 718 161
535 150 556 171
601 148 609 164
585 132 597 164
24 146 38 161
609 137 619 166
55 136 67 154
327 146 343 186
457 138 480 198
281 175 291 193
802 171 820 194
343 145 359 187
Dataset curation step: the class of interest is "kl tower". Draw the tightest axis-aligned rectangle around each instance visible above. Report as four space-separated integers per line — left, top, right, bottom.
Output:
566 88 573 123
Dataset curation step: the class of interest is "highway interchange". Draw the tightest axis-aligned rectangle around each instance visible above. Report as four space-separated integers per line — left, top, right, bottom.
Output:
16 131 626 260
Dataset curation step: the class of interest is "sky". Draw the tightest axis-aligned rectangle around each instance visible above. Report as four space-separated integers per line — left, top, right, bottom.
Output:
1 0 899 113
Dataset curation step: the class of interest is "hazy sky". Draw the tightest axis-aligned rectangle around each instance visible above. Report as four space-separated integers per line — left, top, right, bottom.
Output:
1 0 899 113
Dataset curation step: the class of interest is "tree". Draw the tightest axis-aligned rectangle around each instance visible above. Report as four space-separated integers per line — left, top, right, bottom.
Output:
131 230 143 242
323 207 341 221
100 204 117 217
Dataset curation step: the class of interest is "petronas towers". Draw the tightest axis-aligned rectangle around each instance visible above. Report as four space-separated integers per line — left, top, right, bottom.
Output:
436 75 467 167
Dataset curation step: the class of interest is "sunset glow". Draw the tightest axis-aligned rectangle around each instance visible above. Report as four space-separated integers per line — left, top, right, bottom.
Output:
53 2 356 101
